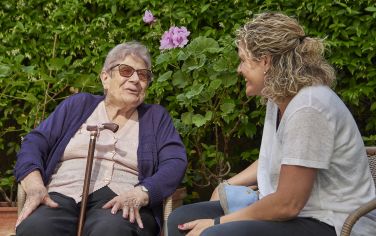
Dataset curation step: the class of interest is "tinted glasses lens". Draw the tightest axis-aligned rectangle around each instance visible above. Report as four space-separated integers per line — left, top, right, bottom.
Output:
137 70 151 81
118 65 135 77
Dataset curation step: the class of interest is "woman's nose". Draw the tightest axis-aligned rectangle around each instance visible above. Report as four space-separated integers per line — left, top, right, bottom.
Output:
127 72 140 83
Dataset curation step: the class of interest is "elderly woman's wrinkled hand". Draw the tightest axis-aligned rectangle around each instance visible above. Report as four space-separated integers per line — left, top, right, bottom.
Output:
16 185 59 227
102 186 149 228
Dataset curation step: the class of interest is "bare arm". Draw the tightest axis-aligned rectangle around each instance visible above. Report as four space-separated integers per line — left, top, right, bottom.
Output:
221 164 317 222
227 159 258 186
211 160 258 201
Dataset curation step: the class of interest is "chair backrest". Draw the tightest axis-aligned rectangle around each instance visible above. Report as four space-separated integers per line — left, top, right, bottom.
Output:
366 147 376 188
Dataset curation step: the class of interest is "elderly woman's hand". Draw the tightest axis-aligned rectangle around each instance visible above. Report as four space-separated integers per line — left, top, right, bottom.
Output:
16 170 59 227
16 185 59 227
102 186 149 228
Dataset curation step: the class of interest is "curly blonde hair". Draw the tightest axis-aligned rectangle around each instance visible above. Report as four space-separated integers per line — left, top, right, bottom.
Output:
236 12 335 102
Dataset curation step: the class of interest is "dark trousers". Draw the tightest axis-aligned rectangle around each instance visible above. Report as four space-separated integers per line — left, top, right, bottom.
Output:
167 201 336 236
16 186 158 236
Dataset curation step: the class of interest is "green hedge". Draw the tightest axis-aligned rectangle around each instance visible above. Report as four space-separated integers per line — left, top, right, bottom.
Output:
1 0 375 200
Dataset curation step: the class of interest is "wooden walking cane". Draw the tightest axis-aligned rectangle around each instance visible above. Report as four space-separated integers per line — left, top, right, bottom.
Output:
76 123 119 236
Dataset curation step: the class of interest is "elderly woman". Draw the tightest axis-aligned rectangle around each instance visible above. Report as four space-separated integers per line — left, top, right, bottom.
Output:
14 41 187 236
167 13 375 236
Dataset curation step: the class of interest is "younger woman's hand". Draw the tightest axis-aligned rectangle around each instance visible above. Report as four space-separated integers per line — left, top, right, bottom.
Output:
178 219 215 236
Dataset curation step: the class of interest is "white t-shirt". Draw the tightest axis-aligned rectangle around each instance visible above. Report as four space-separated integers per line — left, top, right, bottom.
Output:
257 85 375 236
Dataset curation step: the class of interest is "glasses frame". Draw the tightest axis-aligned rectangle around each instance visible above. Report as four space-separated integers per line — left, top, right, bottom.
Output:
109 64 152 83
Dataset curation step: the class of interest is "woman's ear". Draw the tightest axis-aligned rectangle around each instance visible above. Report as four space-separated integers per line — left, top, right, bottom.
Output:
261 55 272 72
100 71 109 90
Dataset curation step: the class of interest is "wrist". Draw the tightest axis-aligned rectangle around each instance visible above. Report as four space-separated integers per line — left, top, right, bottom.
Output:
222 179 231 185
137 186 149 205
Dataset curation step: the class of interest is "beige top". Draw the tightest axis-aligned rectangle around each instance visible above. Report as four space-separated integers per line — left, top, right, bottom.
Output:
47 101 140 203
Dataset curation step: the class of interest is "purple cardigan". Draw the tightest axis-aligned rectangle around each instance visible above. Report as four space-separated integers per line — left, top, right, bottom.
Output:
14 93 187 230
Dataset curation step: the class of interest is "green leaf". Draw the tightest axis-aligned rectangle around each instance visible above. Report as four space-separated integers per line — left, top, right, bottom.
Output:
209 79 222 90
365 7 376 12
22 66 35 74
192 114 206 127
187 54 206 71
156 53 171 65
186 84 204 99
0 65 11 77
14 55 24 64
213 58 229 72
186 36 219 55
205 111 213 121
177 50 190 61
181 112 192 125
220 102 235 114
157 71 173 82
48 58 65 70
222 75 238 87
172 70 188 88
200 4 210 13
15 22 25 31
111 4 117 15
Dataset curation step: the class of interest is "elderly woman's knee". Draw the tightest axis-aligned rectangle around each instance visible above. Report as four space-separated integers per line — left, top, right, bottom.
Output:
84 212 139 236
16 216 67 236
86 220 138 236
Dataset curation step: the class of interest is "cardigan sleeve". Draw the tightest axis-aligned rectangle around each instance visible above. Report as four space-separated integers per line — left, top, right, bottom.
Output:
138 105 187 207
14 95 75 183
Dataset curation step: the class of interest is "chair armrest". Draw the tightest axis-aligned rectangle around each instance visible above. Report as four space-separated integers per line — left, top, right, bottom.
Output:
17 184 26 215
162 188 186 236
162 196 173 236
163 196 173 222
340 198 376 236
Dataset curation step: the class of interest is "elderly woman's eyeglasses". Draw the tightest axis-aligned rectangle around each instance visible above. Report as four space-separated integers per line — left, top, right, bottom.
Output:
110 64 152 82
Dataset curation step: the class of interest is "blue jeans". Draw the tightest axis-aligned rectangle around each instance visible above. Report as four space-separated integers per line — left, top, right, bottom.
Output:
167 201 336 236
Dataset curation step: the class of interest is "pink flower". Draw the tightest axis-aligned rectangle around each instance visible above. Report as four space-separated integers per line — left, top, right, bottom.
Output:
143 10 156 24
160 26 190 50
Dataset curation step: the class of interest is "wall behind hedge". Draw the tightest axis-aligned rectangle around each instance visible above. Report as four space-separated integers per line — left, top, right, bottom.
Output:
1 0 375 200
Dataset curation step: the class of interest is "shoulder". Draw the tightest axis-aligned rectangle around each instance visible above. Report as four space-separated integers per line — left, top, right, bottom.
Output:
281 86 347 134
65 92 104 103
59 93 104 109
138 103 169 117
285 85 342 118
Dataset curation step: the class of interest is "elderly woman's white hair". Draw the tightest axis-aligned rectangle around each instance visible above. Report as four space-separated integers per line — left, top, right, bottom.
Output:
102 41 152 73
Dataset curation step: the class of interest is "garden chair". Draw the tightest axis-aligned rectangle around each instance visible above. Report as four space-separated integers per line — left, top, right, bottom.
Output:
340 146 376 236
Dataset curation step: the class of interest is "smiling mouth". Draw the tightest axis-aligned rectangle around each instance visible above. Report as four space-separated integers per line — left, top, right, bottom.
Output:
124 87 139 94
